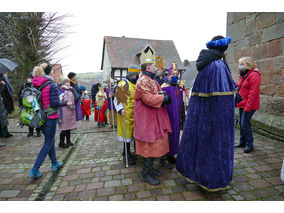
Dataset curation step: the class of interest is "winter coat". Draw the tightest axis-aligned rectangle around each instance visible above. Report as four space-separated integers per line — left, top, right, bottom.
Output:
91 84 99 102
70 80 81 98
58 87 79 131
236 69 261 112
2 74 13 95
32 76 67 119
81 98 92 116
0 74 14 114
0 83 8 127
196 49 223 71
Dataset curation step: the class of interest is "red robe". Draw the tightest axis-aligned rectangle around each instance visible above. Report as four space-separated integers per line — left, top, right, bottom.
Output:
81 98 92 116
134 73 172 158
94 100 107 122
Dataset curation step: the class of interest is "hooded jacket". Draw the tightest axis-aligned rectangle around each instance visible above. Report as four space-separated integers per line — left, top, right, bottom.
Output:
196 49 223 71
236 69 261 112
32 75 67 119
0 83 8 127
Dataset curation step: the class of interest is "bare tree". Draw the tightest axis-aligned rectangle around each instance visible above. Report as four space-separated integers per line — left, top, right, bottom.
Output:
0 12 71 97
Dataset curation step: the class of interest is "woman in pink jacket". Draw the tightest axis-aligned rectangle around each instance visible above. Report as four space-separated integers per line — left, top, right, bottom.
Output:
28 63 72 179
235 57 261 153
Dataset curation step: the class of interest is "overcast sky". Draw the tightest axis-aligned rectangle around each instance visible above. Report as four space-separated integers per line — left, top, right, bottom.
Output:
2 0 277 76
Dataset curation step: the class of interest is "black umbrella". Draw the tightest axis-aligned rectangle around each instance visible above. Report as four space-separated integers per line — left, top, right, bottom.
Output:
0 58 18 74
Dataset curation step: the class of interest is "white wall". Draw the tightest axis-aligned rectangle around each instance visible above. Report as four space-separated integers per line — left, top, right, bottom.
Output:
102 44 112 81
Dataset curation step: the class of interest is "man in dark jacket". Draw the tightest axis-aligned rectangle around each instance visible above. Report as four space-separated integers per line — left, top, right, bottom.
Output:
0 73 13 139
0 78 8 147
91 83 101 102
19 72 41 137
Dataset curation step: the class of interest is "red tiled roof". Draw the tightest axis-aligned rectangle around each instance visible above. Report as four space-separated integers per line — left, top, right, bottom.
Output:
101 36 185 70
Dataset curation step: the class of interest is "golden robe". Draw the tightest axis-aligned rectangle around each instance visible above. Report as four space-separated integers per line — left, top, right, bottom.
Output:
114 79 135 142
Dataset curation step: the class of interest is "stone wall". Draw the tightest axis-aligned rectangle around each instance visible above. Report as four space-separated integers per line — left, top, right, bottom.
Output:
226 12 284 116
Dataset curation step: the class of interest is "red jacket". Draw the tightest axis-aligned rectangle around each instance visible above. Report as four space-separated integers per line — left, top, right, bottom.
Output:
81 99 92 116
236 69 261 112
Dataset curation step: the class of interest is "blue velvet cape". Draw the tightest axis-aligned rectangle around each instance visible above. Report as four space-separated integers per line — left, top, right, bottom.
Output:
176 59 237 191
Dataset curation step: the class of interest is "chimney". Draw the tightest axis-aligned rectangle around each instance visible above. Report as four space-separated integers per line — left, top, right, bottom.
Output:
184 59 189 66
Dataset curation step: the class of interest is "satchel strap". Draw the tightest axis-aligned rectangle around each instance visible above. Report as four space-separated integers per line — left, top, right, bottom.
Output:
238 71 256 92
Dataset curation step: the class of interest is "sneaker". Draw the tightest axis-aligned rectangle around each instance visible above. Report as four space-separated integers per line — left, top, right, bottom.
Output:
28 169 42 179
0 142 6 147
51 162 63 172
36 132 41 137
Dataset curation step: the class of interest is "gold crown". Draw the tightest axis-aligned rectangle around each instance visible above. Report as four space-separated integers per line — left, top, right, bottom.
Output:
140 45 156 65
156 56 164 69
172 63 179 75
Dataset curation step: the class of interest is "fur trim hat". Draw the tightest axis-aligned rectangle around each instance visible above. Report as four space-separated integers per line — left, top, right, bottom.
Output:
206 36 231 52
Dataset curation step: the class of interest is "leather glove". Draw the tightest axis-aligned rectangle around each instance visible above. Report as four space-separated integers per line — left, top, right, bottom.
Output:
162 93 172 106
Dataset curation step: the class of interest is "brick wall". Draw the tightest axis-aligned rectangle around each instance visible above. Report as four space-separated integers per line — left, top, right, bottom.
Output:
226 12 284 116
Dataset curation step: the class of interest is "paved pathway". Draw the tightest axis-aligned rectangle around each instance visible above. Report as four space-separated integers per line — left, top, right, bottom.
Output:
0 117 283 201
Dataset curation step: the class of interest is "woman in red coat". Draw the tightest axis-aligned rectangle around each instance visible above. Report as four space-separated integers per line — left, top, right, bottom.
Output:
81 92 92 120
235 57 261 153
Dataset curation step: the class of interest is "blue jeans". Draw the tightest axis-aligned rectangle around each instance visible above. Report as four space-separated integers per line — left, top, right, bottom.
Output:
239 108 255 148
32 119 58 171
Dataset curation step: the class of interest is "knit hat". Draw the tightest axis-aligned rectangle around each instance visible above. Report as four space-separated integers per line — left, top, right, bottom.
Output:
206 36 231 52
40 63 53 75
128 64 140 76
60 75 69 84
27 72 33 78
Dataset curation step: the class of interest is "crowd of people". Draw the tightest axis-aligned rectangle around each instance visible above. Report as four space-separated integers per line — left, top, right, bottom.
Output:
0 35 270 191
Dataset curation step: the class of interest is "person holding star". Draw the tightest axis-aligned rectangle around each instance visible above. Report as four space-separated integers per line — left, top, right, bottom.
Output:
113 64 140 165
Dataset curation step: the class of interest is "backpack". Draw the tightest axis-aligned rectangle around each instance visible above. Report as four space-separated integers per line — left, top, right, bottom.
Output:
20 81 54 128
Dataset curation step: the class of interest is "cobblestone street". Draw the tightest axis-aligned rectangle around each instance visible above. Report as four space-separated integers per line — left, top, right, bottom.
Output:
0 117 283 201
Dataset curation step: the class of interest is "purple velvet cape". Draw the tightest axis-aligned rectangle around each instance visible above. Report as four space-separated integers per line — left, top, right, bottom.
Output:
162 84 183 155
176 59 237 191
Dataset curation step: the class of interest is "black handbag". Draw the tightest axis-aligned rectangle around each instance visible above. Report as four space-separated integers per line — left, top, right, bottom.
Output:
235 92 243 104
